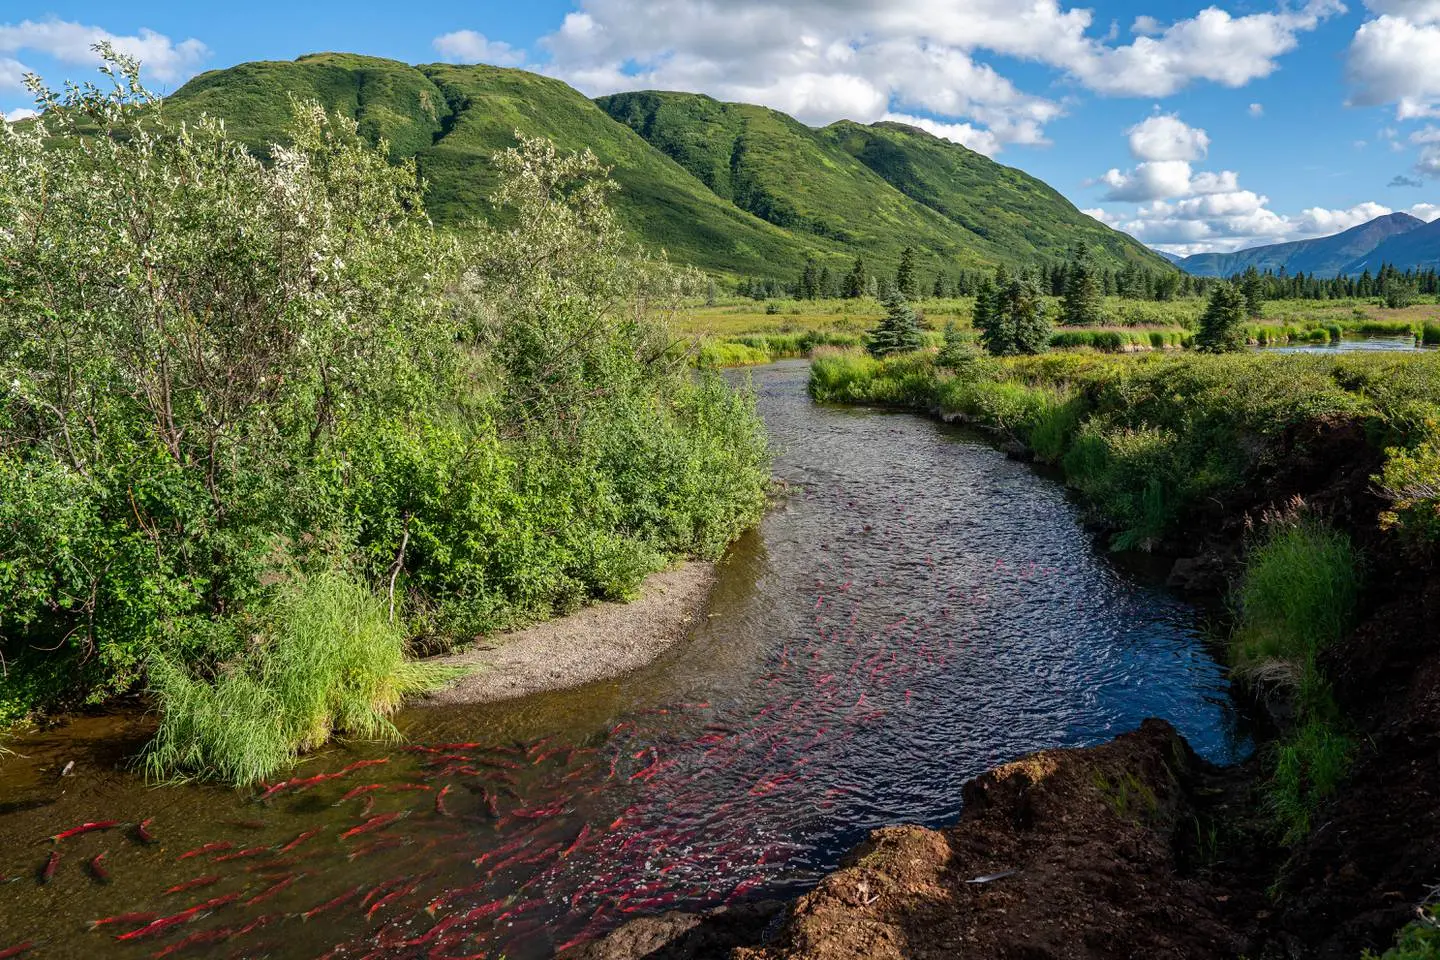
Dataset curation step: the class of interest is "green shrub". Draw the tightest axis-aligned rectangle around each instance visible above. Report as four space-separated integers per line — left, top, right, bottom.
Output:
1268 718 1356 843
1365 905 1440 960
1232 520 1360 676
144 572 450 785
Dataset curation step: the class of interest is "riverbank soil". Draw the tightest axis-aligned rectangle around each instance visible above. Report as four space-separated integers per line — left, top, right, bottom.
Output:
575 721 1240 960
424 562 717 706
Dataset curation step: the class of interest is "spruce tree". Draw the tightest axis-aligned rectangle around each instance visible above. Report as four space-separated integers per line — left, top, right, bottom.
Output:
933 274 946 298
818 265 833 299
800 258 820 300
867 292 925 358
896 245 919 299
1195 283 1247 353
1240 266 1265 319
841 256 866 299
1003 275 1052 355
1060 242 1104 326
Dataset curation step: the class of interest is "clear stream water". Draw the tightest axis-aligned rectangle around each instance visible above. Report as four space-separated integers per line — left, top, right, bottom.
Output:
0 360 1244 959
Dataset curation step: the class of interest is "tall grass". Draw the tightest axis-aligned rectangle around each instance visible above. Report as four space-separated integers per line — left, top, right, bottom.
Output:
145 572 453 785
1232 519 1361 842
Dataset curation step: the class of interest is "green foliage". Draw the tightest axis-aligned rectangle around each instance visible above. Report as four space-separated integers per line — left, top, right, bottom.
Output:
1365 903 1440 960
1232 519 1361 842
895 245 920 299
1378 424 1440 542
867 293 926 358
978 275 1052 356
1 55 769 782
1269 718 1355 844
1241 266 1266 319
1196 283 1247 353
1233 520 1361 678
1061 243 1105 326
144 571 450 785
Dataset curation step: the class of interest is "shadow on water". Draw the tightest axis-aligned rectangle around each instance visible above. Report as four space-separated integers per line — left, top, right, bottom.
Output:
0 360 1246 959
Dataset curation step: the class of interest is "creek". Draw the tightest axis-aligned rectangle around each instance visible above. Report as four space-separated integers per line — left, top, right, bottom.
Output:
0 360 1243 959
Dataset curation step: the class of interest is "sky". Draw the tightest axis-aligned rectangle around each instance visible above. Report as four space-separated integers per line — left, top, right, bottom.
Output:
3 1 1440 256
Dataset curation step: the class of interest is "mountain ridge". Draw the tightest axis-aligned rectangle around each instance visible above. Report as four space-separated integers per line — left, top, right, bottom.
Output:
159 54 1172 278
1176 212 1426 278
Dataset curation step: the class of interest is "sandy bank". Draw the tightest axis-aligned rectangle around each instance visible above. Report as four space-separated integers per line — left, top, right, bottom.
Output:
423 562 718 707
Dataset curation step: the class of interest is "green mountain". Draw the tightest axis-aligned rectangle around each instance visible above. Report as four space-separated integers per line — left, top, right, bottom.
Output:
598 92 1164 271
163 54 1170 278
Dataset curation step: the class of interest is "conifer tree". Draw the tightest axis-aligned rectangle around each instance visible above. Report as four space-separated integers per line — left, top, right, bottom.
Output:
841 256 866 299
1195 283 1246 353
818 265 833 298
799 258 820 300
896 245 919 299
1060 242 1104 326
1240 266 1265 319
933 274 946 298
978 273 1049 356
867 291 925 358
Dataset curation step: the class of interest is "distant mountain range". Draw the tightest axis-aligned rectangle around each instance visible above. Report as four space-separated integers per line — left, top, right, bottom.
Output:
1176 213 1440 278
157 53 1169 278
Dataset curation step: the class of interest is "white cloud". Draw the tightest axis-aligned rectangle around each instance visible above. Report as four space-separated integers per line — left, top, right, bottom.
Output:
1127 113 1210 161
1088 102 1414 255
1417 144 1440 177
882 113 1002 156
1410 201 1440 220
1362 0 1440 21
0 19 208 84
535 1 1339 153
433 30 526 67
1347 15 1440 118
0 56 26 93
1249 102 1265 117
1093 199 1405 255
2 106 36 122
1067 1 1345 97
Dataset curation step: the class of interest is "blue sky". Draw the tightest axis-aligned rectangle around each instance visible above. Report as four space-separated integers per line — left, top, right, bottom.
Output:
4 1 1440 255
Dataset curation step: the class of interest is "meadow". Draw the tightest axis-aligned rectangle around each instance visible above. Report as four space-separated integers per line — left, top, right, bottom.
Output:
683 295 1440 366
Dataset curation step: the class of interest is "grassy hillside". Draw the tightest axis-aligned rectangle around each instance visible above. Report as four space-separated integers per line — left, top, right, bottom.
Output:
823 120 1162 268
164 55 1171 278
600 91 1168 274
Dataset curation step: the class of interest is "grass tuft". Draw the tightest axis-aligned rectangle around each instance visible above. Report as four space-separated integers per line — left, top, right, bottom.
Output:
144 571 453 785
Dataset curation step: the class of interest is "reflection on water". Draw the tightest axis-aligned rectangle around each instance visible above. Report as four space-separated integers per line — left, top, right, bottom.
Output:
0 360 1243 959
1258 334 1434 354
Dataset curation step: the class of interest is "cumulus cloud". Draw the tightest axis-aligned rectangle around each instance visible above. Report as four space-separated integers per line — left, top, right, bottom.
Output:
1347 15 1440 118
0 19 208 84
1092 199 1410 255
1127 113 1210 161
881 113 1003 156
1088 106 1418 255
0 56 26 93
1361 0 1440 21
1411 202 1440 220
528 0 1337 153
2 106 36 122
433 30 525 66
1417 144 1440 178
1067 0 1345 97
